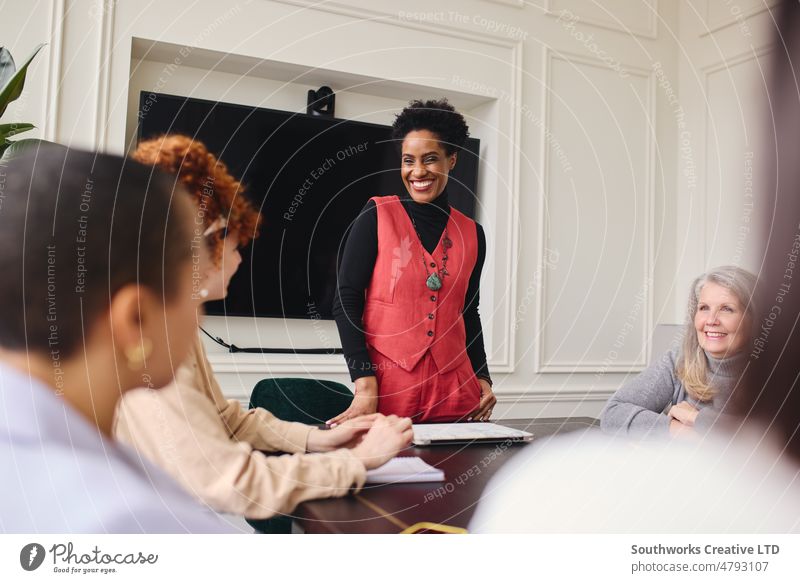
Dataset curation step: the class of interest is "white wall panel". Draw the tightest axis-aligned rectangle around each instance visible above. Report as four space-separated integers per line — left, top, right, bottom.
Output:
539 52 653 372
703 48 772 271
703 0 777 34
546 0 658 38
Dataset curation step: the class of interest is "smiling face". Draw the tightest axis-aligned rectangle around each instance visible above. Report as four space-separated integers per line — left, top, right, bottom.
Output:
400 129 457 204
694 282 750 358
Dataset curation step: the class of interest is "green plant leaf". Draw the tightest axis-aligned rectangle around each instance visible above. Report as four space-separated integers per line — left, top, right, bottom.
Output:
0 43 46 118
0 47 16 91
0 137 48 161
0 122 35 143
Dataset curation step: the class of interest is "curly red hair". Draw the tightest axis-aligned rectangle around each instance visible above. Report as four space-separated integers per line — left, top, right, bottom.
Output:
132 134 262 265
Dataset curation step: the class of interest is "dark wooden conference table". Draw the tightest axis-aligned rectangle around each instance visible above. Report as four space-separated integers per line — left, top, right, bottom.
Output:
293 417 599 534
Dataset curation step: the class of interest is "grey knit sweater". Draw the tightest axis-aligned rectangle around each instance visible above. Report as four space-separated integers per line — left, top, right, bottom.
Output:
600 346 746 436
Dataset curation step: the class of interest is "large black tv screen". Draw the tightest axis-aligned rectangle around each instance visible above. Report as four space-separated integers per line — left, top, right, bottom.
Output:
137 92 480 320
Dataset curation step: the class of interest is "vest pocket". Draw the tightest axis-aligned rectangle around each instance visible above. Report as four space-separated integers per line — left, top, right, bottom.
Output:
365 296 395 310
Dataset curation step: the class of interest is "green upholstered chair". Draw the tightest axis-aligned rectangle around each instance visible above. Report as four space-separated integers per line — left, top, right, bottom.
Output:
249 377 354 426
245 378 353 534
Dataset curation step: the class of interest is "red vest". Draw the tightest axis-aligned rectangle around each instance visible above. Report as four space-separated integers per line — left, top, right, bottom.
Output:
363 195 478 373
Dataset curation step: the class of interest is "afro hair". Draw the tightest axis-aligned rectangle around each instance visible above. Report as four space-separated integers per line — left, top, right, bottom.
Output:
391 98 469 155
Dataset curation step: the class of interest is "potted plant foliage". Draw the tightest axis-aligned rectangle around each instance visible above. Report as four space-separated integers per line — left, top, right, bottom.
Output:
1 43 46 159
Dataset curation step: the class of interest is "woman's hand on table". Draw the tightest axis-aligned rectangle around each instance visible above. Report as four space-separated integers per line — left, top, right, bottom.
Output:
350 414 413 470
668 401 699 426
307 414 381 452
326 376 379 426
468 378 497 421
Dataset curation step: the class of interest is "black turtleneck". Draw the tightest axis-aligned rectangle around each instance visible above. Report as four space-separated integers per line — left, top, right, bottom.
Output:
332 191 490 383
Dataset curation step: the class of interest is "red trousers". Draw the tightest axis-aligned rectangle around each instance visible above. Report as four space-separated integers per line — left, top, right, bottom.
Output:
369 347 481 422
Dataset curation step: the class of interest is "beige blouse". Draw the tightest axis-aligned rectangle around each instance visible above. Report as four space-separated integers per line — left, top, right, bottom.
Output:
114 334 366 519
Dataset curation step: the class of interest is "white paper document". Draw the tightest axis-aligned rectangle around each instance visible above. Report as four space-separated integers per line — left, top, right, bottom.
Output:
411 422 534 446
365 456 445 484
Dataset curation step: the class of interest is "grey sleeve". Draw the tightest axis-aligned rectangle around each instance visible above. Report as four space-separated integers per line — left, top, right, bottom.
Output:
599 349 681 436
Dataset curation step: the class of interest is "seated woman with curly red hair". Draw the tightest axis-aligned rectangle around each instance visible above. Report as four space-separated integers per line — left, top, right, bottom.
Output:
114 135 411 522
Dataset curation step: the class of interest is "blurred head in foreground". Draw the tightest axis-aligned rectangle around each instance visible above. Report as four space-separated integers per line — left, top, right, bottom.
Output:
737 0 800 463
0 145 200 432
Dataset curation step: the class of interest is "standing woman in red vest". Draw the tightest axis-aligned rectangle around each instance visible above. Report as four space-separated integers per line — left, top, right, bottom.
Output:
329 99 496 424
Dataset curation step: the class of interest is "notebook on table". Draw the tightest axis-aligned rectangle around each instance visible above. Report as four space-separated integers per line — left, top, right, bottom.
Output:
412 422 534 446
365 456 444 484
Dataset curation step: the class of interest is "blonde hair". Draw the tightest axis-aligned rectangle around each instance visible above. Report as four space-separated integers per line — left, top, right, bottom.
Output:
676 266 756 401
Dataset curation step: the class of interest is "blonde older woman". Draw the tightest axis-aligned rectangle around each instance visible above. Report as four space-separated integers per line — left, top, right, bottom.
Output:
600 265 756 437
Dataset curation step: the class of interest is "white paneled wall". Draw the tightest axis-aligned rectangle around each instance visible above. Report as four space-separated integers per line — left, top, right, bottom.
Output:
0 0 778 418
545 0 659 38
703 47 772 271
675 0 776 297
538 52 653 373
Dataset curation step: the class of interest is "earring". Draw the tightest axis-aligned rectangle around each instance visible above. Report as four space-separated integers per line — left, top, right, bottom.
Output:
125 338 153 371
199 288 209 298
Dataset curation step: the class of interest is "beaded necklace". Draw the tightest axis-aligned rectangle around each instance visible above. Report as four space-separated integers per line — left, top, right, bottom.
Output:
406 205 452 291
